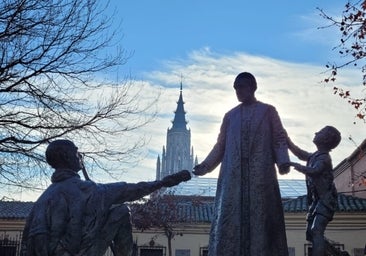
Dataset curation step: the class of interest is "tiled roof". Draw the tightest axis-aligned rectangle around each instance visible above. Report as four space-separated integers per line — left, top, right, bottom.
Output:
283 193 366 213
0 201 33 219
1 193 366 223
172 199 214 223
130 196 215 224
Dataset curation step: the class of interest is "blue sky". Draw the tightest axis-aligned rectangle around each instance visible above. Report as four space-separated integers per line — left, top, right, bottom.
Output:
110 0 343 74
11 0 366 201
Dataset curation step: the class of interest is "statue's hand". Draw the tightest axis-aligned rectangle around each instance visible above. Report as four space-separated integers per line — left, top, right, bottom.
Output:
161 170 191 187
278 163 290 175
193 163 208 176
288 162 306 173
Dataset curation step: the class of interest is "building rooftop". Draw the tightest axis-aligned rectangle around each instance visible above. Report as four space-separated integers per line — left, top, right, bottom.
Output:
0 201 33 219
283 193 366 213
167 177 308 199
1 193 366 223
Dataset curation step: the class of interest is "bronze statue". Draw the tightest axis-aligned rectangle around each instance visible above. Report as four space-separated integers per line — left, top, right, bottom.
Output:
21 139 191 256
193 72 290 256
287 126 341 256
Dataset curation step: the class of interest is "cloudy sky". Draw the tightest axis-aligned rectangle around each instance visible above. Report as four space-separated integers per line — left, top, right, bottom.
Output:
13 0 366 200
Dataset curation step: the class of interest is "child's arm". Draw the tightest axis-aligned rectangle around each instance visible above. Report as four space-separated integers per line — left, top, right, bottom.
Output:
290 155 328 175
287 136 312 161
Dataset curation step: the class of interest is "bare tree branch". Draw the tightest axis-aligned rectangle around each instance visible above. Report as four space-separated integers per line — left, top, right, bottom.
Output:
319 1 366 121
0 0 158 191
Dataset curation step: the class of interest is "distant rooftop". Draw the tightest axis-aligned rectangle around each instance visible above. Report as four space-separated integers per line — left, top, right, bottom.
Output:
278 179 308 198
148 193 366 223
3 193 365 222
167 177 307 199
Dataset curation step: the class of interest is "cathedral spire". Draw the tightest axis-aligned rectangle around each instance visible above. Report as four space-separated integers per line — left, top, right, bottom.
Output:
171 82 188 131
157 80 194 179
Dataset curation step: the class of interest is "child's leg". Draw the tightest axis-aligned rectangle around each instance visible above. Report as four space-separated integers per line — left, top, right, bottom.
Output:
310 214 329 256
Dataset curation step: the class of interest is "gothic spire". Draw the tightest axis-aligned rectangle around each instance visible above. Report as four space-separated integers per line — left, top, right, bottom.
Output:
171 82 188 131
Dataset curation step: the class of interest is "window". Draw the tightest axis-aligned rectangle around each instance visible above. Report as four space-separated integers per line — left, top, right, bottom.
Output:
0 239 17 256
354 248 365 256
200 247 208 256
175 249 190 256
139 246 166 256
288 247 295 256
0 232 22 256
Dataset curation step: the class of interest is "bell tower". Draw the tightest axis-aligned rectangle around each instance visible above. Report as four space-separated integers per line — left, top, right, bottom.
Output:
156 82 195 179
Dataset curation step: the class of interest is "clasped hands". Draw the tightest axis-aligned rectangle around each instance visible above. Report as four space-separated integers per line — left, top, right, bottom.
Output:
282 162 306 174
277 162 308 175
161 170 191 187
192 163 209 176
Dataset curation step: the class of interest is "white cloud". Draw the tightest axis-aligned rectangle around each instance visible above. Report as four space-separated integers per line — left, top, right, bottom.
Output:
132 50 366 181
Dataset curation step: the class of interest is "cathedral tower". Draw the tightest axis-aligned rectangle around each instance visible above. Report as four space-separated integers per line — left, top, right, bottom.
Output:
156 83 195 180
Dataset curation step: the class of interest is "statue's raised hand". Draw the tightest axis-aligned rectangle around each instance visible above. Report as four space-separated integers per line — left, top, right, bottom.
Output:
193 163 208 176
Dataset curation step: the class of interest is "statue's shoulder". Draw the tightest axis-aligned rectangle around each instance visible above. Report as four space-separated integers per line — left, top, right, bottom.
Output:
257 101 272 109
226 104 241 115
256 101 279 115
225 102 276 119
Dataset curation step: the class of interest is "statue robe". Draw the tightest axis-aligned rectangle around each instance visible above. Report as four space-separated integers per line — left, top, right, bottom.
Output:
202 101 289 256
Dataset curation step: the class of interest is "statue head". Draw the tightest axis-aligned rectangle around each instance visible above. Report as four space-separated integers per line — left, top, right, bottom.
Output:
313 126 341 151
233 72 257 91
233 72 257 104
46 139 82 172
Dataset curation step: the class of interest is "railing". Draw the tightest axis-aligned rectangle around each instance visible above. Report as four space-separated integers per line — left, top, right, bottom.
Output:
0 231 22 256
0 231 135 256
